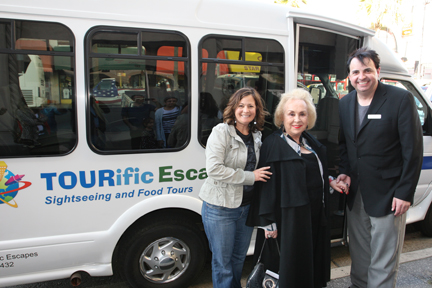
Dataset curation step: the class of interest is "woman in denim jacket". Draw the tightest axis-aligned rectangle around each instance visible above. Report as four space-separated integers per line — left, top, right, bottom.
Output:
199 87 272 288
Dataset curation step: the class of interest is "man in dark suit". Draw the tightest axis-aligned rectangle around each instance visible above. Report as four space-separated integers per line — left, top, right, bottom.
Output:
336 47 423 288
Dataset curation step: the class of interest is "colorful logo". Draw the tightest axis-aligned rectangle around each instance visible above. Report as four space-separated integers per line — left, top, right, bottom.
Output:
0 161 32 208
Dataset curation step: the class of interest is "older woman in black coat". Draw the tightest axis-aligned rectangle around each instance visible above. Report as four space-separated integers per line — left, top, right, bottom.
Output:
247 89 347 288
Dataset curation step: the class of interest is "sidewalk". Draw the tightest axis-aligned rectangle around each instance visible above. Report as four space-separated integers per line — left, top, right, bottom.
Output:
328 247 432 287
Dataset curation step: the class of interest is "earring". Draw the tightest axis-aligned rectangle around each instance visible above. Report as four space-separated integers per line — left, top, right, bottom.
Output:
235 120 237 123
254 119 257 125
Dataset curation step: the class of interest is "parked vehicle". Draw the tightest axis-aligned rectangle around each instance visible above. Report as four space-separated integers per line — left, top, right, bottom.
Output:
18 54 47 107
1 1 432 287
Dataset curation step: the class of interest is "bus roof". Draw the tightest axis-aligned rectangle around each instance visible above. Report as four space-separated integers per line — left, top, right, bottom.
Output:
0 0 408 76
0 0 370 36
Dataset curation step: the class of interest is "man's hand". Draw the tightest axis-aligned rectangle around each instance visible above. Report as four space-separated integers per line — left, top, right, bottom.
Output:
392 197 411 216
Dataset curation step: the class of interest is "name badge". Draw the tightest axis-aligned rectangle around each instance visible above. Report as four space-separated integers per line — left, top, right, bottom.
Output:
368 114 381 119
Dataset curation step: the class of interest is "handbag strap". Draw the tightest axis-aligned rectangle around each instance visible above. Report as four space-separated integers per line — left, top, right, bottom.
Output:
274 238 280 256
256 236 281 263
273 239 281 274
256 237 267 263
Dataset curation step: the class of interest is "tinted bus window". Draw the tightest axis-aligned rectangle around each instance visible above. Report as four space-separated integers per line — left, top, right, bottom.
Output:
0 20 76 157
142 31 187 56
15 21 73 52
91 32 138 54
199 36 285 145
0 22 10 49
87 28 189 151
381 79 432 130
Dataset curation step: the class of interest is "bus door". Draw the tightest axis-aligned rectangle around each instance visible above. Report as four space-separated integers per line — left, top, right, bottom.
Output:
295 24 361 245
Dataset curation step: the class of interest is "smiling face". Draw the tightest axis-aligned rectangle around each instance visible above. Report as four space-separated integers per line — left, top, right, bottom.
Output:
283 98 308 142
348 57 381 97
234 95 256 131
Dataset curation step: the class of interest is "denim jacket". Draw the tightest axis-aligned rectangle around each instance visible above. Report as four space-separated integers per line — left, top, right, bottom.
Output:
199 123 262 208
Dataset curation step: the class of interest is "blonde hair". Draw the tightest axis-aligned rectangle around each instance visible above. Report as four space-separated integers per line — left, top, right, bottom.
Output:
274 88 316 130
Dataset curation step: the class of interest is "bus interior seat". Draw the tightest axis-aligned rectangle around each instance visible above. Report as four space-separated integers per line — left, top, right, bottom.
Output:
314 95 339 144
313 95 341 171
310 87 322 105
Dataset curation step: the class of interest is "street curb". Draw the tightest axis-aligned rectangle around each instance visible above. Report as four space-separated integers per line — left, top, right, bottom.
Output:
330 247 432 279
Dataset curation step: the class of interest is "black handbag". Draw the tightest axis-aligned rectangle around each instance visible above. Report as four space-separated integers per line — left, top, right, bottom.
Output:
246 237 280 288
262 269 279 288
245 238 267 288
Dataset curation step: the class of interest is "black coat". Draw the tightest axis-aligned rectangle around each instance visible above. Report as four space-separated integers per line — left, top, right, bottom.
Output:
339 82 423 217
247 128 330 288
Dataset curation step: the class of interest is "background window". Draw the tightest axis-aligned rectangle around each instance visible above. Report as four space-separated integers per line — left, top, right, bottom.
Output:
0 20 76 157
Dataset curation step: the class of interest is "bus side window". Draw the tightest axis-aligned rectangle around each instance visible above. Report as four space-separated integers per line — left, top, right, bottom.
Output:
0 20 76 157
381 79 432 134
199 36 285 145
87 28 190 152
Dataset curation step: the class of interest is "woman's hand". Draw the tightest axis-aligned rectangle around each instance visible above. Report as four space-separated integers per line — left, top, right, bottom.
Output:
336 174 351 187
253 166 272 182
334 174 351 194
331 180 349 194
264 230 278 239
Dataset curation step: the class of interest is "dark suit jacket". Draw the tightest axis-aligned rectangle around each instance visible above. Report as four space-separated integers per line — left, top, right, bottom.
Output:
339 81 423 217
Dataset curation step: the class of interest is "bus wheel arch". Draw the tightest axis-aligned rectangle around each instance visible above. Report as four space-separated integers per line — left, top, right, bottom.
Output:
415 203 432 237
112 209 208 288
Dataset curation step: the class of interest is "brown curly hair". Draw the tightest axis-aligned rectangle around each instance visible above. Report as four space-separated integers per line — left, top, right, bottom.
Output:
222 87 268 133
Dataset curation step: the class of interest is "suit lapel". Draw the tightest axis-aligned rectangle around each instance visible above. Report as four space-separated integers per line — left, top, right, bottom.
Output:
358 82 387 136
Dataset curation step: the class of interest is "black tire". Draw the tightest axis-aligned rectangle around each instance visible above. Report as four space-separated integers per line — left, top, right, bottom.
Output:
416 204 432 237
119 222 207 288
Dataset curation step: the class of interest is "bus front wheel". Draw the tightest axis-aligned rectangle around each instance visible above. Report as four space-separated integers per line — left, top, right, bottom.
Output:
119 222 207 288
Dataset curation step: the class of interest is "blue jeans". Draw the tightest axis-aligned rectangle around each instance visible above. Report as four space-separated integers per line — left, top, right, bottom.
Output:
201 201 254 288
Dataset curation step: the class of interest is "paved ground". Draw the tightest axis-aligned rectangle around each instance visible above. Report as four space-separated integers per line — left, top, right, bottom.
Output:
327 255 432 288
189 248 432 288
8 226 432 288
8 253 432 288
190 226 432 288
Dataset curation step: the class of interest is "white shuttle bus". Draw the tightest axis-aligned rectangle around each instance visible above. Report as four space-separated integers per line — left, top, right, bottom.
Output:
1 1 432 287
